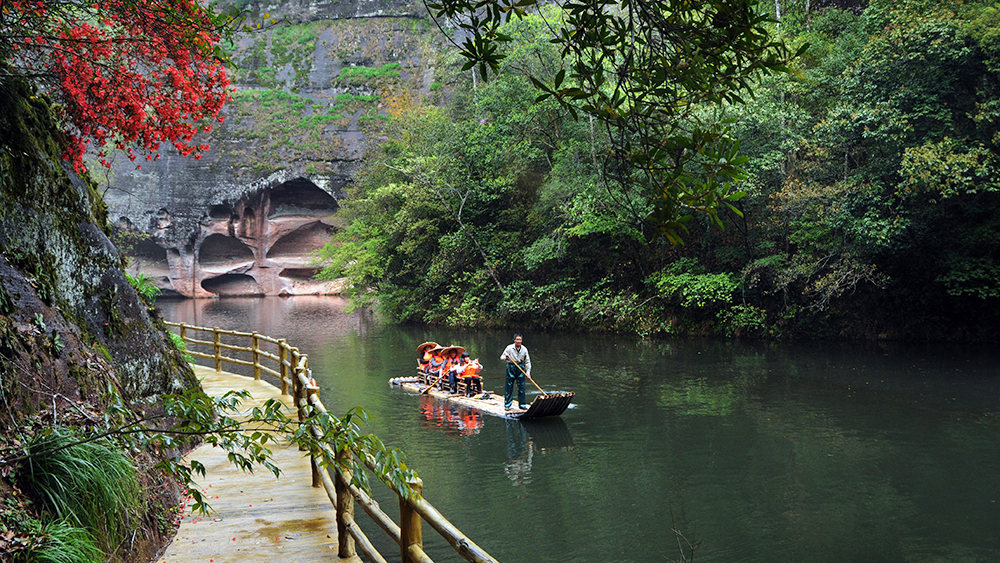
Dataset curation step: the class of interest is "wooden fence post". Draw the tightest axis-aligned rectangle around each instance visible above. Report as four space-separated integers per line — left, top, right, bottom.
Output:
212 327 222 371
179 323 187 345
278 339 288 395
292 348 308 453
252 332 261 380
335 448 356 559
306 378 321 488
400 477 424 563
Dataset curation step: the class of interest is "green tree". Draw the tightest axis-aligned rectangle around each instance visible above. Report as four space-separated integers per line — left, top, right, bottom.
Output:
425 0 804 241
758 0 1000 334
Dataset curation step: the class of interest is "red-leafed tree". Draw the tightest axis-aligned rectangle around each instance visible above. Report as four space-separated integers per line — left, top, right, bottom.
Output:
0 0 239 172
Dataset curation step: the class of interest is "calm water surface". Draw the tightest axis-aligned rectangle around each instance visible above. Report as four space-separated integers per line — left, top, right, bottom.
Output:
158 296 1000 563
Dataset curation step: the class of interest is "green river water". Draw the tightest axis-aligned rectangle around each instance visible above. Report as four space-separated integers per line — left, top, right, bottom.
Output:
159 296 1000 563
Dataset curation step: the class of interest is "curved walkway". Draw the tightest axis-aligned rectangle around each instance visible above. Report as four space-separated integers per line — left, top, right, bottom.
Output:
159 366 360 563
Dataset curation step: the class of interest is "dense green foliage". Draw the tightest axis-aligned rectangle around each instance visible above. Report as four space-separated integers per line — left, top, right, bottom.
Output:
319 0 1000 340
426 0 802 241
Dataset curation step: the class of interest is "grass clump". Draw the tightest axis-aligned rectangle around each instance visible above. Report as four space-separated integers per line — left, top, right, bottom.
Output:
21 428 140 554
26 519 103 563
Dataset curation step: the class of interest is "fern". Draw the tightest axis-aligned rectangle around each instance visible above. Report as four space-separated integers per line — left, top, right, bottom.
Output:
124 271 160 303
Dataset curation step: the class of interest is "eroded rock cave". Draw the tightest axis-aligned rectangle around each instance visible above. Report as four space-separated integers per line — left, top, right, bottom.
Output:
201 274 265 296
125 176 344 298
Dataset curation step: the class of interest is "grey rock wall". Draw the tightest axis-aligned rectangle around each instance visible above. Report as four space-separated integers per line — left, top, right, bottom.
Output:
121 171 343 298
101 2 455 297
0 79 197 413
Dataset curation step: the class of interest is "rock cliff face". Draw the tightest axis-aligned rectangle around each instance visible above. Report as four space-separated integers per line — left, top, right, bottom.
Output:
101 0 452 297
0 78 196 414
120 171 343 297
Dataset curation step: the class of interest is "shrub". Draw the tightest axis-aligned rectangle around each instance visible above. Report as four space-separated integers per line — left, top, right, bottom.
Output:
647 258 738 309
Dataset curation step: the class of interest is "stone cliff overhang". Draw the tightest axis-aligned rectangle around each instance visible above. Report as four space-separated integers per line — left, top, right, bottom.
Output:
126 173 343 298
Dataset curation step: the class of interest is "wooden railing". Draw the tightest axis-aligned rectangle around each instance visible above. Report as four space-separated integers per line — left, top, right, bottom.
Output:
164 322 499 563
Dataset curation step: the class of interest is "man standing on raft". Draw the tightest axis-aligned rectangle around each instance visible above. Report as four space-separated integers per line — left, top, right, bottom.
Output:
500 333 531 411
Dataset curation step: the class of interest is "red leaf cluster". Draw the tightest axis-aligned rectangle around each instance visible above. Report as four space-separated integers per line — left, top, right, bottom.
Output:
2 0 233 173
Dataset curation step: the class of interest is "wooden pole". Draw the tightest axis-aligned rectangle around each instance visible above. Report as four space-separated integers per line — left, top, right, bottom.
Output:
507 354 546 397
306 379 321 488
252 332 261 380
179 323 187 346
335 448 356 558
291 348 308 453
400 477 424 563
278 339 288 395
213 327 222 371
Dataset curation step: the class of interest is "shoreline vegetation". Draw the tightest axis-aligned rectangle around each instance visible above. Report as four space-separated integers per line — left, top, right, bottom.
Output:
316 0 1000 343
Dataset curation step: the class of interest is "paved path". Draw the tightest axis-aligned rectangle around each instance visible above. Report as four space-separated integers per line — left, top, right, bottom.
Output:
158 366 360 563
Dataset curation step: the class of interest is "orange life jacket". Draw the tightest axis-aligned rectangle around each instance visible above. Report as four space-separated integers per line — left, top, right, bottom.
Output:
461 362 481 378
430 353 445 371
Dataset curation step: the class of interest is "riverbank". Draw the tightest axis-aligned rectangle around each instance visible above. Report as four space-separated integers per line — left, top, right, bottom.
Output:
0 412 189 562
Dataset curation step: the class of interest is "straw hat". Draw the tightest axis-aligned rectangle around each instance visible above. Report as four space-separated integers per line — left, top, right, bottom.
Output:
416 341 439 353
441 345 466 356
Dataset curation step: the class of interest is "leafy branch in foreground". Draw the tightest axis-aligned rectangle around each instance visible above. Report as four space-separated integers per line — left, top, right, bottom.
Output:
425 0 806 241
147 388 418 512
0 0 242 172
4 386 417 517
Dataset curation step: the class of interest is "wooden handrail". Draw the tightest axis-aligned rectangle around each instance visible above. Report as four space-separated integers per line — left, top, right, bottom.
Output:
163 320 499 563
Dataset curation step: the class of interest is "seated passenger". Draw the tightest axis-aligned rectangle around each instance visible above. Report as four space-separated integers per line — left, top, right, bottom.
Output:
441 346 465 392
426 345 446 384
459 353 483 397
448 351 481 395
417 342 439 374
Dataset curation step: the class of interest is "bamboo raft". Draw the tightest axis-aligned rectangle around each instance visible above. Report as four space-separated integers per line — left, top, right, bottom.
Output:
389 375 574 420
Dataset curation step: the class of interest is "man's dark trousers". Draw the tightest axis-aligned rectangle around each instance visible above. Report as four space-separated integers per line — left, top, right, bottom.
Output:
505 362 527 409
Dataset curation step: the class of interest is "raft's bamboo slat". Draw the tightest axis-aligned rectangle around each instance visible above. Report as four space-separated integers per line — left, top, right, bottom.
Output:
258 350 279 362
182 337 214 347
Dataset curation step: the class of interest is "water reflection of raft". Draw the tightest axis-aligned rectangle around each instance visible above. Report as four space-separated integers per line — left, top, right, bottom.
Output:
388 376 574 420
